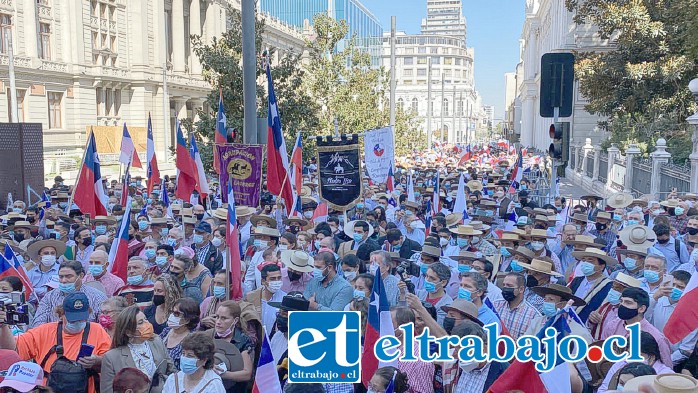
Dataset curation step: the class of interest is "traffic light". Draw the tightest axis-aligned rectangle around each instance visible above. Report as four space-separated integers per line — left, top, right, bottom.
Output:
548 123 569 162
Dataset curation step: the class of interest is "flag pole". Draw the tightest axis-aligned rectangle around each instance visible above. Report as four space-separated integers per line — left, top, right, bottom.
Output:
226 245 231 301
66 128 93 213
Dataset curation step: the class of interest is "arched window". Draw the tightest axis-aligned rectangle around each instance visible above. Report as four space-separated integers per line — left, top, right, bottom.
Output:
411 98 418 113
458 100 464 116
397 98 404 112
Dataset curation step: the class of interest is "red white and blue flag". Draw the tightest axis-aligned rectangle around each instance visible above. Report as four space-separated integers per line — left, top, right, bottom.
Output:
361 266 397 386
160 180 172 219
119 123 142 168
310 199 329 223
290 131 303 197
189 133 210 198
108 196 132 281
175 119 197 201
252 328 282 393
452 173 467 223
214 88 227 174
3 244 33 301
227 184 243 300
74 130 108 217
386 165 397 207
265 62 294 214
508 150 523 194
146 113 160 195
666 272 698 344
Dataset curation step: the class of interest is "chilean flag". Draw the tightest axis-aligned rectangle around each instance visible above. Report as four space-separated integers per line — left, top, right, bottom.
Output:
227 184 243 300
265 62 294 215
214 88 227 174
452 173 466 221
175 119 197 201
361 266 397 386
290 131 303 196
146 113 160 195
108 196 132 281
386 165 397 207
310 200 329 223
3 244 33 301
74 130 108 217
189 133 210 198
252 328 282 393
119 123 142 168
508 150 523 194
665 272 698 343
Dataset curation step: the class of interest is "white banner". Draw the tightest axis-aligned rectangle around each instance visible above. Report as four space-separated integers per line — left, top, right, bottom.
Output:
363 127 395 184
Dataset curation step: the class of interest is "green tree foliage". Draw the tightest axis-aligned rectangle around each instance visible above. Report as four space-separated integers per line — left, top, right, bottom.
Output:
566 0 698 162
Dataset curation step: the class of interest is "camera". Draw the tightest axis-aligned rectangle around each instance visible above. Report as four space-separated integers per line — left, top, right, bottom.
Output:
0 292 29 325
395 260 420 294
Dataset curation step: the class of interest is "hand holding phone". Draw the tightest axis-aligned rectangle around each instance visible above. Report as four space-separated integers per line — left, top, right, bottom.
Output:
77 344 94 361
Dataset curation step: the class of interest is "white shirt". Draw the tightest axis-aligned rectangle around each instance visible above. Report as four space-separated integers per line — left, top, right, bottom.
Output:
239 221 252 249
270 331 288 364
486 281 503 303
262 290 287 335
163 369 226 393
243 247 278 294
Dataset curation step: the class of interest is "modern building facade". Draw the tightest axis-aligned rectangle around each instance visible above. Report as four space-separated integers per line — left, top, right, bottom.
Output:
0 0 306 183
421 0 466 42
512 0 608 151
259 0 383 66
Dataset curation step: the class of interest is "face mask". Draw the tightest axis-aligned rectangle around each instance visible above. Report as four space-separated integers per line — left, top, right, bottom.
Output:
161 228 169 237
623 257 638 271
59 202 68 209
595 222 607 232
192 234 204 244
107 203 115 211
501 287 516 302
471 236 481 244
419 263 429 275
144 249 156 260
500 247 511 257
457 238 469 248
439 238 449 247
276 315 288 333
278 244 289 251
424 279 438 293
525 274 539 288
303 211 313 219
344 271 357 281
59 281 76 294
136 321 155 340
127 275 143 285
459 359 480 373
671 287 683 302
88 264 104 276
356 203 364 210
195 213 205 221
676 207 685 216
95 225 107 235
530 241 545 251
155 256 168 267
99 314 114 330
209 285 226 299
353 233 364 243
266 280 283 293
443 317 456 334
353 289 365 300
255 239 269 249
458 264 471 274
82 237 93 247
179 355 200 375
167 314 182 328
41 254 57 267
580 261 596 276
458 287 472 301
152 294 166 306
575 224 583 232
644 270 660 283
688 228 698 236
12 207 22 213
65 321 87 334
613 214 622 222
510 261 524 272
542 301 557 317
652 209 663 216
606 289 621 305
313 267 326 279
288 271 303 282
520 185 527 190
617 305 639 321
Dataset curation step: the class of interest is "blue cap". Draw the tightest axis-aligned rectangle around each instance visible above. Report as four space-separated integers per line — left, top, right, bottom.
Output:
63 292 89 322
194 221 212 234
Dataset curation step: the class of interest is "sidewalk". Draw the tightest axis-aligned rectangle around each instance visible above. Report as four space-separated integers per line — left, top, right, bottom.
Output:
558 176 598 200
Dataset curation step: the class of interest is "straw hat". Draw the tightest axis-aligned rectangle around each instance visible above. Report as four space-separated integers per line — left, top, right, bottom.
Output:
531 283 585 306
445 213 463 227
523 229 554 239
660 199 681 208
182 216 197 225
623 374 698 393
580 195 603 202
595 211 613 221
499 233 520 243
619 224 656 248
682 193 698 202
181 208 193 217
571 247 618 267
300 186 313 198
616 244 650 257
518 258 562 276
441 299 483 326
212 208 228 221
469 220 491 232
403 201 420 210
606 192 633 209
479 199 498 208
344 220 375 239
564 235 598 248
466 180 483 192
570 213 590 223
26 239 66 262
93 215 116 225
8 221 38 232
615 272 642 289
251 215 277 229
451 251 487 262
511 246 536 262
236 206 256 217
283 217 308 227
150 217 167 226
421 245 441 259
254 226 281 238
449 225 482 236
279 250 314 273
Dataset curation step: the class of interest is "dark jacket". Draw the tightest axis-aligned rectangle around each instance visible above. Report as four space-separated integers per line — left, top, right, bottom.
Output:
195 242 223 274
398 238 422 259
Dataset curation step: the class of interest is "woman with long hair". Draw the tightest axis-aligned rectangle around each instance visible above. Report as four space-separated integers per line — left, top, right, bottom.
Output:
101 305 175 393
159 298 200 370
144 275 182 334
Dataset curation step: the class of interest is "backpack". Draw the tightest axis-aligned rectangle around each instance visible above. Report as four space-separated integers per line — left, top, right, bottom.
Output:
40 322 95 393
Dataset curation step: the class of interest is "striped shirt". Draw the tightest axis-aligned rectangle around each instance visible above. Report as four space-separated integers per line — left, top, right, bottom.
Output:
455 362 491 393
83 271 125 296
493 299 541 339
31 285 108 328
116 280 155 309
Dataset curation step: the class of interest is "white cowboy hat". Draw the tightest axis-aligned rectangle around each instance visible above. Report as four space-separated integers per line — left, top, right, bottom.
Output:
606 192 633 209
280 250 314 273
619 224 656 248
571 247 618 267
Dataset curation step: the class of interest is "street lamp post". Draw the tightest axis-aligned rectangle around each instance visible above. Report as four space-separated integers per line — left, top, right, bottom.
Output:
688 79 698 193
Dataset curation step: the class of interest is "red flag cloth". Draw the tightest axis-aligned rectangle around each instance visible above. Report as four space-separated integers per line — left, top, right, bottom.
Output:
214 89 227 174
487 360 547 393
174 120 197 201
74 132 108 217
265 62 294 214
664 272 698 344
146 113 160 195
108 198 132 281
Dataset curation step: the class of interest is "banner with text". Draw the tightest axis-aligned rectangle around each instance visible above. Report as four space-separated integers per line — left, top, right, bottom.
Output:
216 144 263 207
363 126 394 184
316 134 362 210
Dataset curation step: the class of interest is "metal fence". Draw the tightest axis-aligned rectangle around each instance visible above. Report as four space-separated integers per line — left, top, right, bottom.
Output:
570 148 577 171
586 154 594 178
632 158 652 196
660 162 692 195
598 153 608 183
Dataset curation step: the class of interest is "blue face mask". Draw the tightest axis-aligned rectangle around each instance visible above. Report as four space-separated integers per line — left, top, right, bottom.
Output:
393 244 401 252
500 247 511 257
95 225 107 235
313 267 326 279
59 282 76 294
424 279 437 293
675 207 685 216
510 261 524 272
192 234 204 244
314 240 321 250
138 221 149 231
419 263 429 275
457 238 469 248
160 228 169 237
213 286 227 299
627 219 639 226
127 275 143 285
458 264 471 273
88 264 104 277
520 184 527 190
144 249 156 259
580 261 596 276
179 355 200 375
542 302 557 317
613 214 622 222
671 287 683 302
623 257 638 271
12 208 22 213
64 321 87 334
353 289 366 300
156 256 168 267
606 288 621 305
644 270 660 283
167 238 177 248
357 203 364 210
458 287 472 301
147 198 153 204
353 233 364 243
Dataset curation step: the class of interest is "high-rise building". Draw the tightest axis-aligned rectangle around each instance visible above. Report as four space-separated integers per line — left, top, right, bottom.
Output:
421 0 467 41
259 0 383 66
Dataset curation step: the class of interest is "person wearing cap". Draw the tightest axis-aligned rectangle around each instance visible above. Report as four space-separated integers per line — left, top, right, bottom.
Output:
0 360 46 393
589 211 618 258
0 292 112 393
115 257 154 309
268 292 310 380
517 190 537 209
457 272 500 330
83 250 124 296
192 222 223 275
524 229 563 277
304 251 353 311
25 239 65 302
654 223 689 272
569 247 614 323
588 272 643 341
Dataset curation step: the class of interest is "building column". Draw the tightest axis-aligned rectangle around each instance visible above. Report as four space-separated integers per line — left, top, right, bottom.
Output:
624 144 641 194
592 145 601 181
23 0 38 58
607 145 620 189
581 138 593 178
172 0 186 72
651 138 671 200
190 0 202 75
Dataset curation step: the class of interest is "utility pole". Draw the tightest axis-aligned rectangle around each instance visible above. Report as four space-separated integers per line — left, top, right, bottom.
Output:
439 74 445 143
427 58 432 149
8 37 18 123
162 64 170 161
242 0 257 144
451 85 456 144
458 91 463 144
389 16 396 127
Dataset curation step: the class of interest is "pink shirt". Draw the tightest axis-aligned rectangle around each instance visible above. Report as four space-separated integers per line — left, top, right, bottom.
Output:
606 318 673 367
280 267 312 294
83 272 125 296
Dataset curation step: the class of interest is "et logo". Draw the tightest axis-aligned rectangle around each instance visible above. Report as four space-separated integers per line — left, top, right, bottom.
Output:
287 311 361 383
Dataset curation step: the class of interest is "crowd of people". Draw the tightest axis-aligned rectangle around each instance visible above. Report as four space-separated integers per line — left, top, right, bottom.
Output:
0 143 698 393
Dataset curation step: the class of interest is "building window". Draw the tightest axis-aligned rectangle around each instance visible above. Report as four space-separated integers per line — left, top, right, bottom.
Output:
418 47 426 54
444 57 453 65
403 57 414 65
91 0 98 17
443 99 449 116
48 92 63 129
430 47 438 54
432 56 440 65
6 88 25 122
114 89 121 116
0 14 11 55
39 23 51 60
458 100 464 116
411 98 418 113
403 69 413 77
445 70 452 77
397 98 404 112
417 57 427 65
405 48 414 54
417 68 426 77
455 58 461 65
105 88 113 116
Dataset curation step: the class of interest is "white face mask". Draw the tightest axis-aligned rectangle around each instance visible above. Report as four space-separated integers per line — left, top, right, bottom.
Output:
303 211 313 219
459 359 480 373
278 244 288 251
530 241 545 251
167 314 182 328
439 237 449 247
266 280 283 294
41 254 57 267
211 237 222 248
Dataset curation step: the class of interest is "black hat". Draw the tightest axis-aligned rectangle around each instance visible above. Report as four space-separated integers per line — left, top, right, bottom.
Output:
269 292 309 311
519 190 530 198
195 221 212 234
